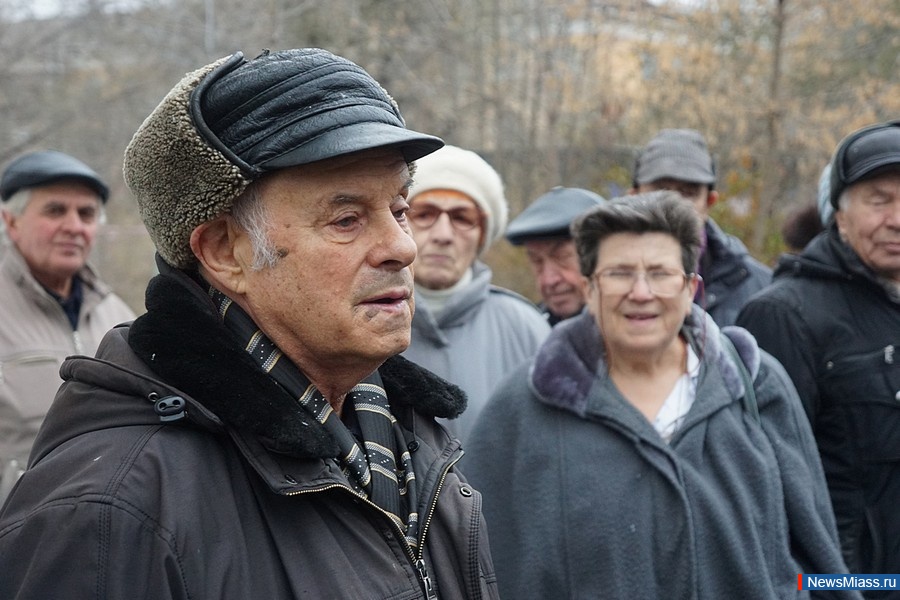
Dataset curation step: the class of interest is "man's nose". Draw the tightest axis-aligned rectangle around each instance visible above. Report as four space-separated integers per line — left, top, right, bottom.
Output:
378 218 418 268
538 261 563 286
60 208 86 231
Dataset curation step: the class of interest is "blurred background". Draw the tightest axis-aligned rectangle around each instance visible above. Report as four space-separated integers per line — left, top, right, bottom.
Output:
1 0 897 313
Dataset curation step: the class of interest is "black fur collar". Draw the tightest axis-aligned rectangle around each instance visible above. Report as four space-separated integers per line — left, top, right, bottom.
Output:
128 268 466 458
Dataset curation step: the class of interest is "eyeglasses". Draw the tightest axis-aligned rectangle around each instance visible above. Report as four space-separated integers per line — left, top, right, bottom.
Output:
408 204 482 231
592 268 695 297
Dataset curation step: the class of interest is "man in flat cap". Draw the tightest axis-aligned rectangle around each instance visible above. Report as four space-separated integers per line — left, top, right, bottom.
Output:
402 144 550 442
737 121 900 583
0 150 135 503
505 186 606 326
0 49 499 599
632 129 771 325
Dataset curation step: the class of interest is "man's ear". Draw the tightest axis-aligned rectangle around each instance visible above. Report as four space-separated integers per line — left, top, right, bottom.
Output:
1 210 17 238
706 189 719 208
190 216 248 295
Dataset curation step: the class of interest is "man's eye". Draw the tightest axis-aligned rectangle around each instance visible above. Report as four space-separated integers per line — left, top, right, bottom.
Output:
334 215 358 228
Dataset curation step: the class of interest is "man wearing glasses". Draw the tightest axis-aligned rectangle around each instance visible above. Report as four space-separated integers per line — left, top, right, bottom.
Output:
403 144 550 442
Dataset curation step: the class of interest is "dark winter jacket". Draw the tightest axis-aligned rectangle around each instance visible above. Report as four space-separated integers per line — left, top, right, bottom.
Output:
465 307 856 600
701 218 772 326
737 225 900 583
0 265 499 600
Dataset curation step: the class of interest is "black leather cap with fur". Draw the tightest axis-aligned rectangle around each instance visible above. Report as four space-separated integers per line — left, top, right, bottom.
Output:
124 49 443 269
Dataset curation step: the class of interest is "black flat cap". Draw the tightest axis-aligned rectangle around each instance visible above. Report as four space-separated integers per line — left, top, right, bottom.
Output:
830 122 900 209
193 49 444 176
1 150 109 202
124 49 444 269
506 186 606 245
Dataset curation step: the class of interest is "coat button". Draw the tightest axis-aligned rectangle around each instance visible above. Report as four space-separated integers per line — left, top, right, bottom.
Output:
895 390 900 402
284 475 298 485
459 485 473 497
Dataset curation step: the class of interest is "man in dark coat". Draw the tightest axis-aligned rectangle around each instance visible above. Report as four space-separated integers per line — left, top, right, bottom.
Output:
0 48 499 599
632 128 772 326
737 121 900 591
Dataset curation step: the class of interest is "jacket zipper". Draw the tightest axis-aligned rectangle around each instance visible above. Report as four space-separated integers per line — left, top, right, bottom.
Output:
285 449 463 599
72 330 84 355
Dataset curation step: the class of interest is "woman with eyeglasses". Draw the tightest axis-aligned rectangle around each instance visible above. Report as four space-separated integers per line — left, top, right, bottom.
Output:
465 192 856 599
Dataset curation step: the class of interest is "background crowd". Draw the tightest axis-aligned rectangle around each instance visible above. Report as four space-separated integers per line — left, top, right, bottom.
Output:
0 10 898 598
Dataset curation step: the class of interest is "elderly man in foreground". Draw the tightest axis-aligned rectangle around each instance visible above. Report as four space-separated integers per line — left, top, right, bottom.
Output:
0 48 499 599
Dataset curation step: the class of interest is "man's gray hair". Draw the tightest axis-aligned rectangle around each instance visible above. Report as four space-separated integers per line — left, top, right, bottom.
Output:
229 182 280 271
837 189 852 212
1 188 107 224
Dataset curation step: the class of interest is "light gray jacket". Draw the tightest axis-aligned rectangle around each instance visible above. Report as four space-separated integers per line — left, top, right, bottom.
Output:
465 307 857 600
0 240 135 500
403 261 550 441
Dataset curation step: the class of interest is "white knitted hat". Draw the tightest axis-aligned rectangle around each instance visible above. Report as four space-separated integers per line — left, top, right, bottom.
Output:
410 144 508 252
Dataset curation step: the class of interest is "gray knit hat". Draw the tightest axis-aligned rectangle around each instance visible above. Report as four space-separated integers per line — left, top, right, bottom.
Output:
633 129 716 188
409 145 508 253
124 49 443 269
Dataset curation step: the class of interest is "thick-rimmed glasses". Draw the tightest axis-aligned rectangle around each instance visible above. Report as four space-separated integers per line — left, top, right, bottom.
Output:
592 268 696 297
408 204 482 231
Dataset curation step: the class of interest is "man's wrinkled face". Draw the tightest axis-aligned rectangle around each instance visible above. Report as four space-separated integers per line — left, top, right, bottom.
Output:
524 238 584 319
2 181 101 295
231 148 418 372
408 189 483 290
835 171 900 282
637 178 716 221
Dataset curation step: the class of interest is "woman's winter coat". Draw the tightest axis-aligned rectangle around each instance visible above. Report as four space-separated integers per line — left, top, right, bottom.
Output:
465 308 856 600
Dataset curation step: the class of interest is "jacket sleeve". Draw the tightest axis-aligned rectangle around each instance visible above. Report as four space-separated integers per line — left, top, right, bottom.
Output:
0 495 190 599
754 353 862 599
736 294 822 422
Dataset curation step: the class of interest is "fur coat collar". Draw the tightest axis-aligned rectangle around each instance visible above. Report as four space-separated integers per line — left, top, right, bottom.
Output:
128 264 466 459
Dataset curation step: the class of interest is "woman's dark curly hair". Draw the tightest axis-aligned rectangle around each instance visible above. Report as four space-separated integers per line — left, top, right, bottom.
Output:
572 190 703 278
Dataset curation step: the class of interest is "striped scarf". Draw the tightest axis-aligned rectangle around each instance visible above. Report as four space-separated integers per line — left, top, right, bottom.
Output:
208 286 420 548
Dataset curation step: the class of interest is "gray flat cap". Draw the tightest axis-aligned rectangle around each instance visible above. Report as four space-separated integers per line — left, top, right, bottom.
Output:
505 186 606 245
1 150 109 202
633 129 716 187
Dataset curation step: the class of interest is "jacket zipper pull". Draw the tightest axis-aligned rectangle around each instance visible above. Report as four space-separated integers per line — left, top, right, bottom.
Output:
415 558 438 600
885 345 895 364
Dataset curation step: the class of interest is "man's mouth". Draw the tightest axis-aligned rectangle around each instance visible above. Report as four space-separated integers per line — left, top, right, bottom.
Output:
362 289 411 305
